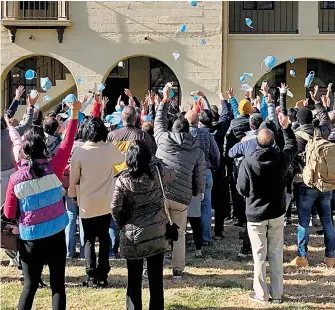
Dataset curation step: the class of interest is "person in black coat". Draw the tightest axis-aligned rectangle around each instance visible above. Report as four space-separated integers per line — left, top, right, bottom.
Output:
224 97 252 226
237 93 297 303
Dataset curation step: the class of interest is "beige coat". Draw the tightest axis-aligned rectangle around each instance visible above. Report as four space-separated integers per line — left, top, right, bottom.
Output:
68 141 124 218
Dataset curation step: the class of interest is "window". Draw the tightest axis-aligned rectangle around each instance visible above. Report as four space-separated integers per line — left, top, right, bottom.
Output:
243 1 274 10
150 59 180 105
320 1 335 9
19 1 48 10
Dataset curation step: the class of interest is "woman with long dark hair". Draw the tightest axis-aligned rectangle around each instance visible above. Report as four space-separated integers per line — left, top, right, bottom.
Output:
111 140 174 310
3 102 81 310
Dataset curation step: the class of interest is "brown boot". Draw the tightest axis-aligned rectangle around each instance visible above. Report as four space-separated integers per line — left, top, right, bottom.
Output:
324 257 335 268
290 256 308 267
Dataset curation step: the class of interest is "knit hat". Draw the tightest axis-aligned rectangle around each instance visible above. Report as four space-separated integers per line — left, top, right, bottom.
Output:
297 107 313 125
238 99 252 115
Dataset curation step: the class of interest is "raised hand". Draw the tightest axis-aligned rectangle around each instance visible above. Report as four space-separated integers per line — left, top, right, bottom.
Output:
295 100 304 108
278 82 289 94
15 86 25 100
27 93 40 107
163 83 171 102
102 96 109 108
196 90 206 98
226 87 234 99
321 95 329 108
72 101 82 111
245 90 252 100
4 114 13 127
309 91 316 103
259 85 269 96
254 96 261 110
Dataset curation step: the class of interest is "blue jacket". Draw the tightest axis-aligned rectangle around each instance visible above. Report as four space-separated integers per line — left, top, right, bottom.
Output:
229 138 258 158
229 137 280 159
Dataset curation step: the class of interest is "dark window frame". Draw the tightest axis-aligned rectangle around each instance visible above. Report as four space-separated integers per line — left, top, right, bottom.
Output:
19 1 49 10
243 1 274 10
320 1 335 9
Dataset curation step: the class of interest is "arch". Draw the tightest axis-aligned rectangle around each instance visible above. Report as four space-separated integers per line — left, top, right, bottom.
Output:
101 53 182 86
253 57 335 107
1 54 78 114
102 54 182 114
1 53 77 83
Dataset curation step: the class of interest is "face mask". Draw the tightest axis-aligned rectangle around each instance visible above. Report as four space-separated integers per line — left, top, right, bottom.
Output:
40 77 52 91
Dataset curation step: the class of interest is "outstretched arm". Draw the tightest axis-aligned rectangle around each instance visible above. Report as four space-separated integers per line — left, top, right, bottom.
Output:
154 84 171 144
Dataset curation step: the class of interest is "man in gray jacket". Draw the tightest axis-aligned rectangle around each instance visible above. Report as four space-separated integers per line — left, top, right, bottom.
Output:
154 85 206 278
1 87 36 205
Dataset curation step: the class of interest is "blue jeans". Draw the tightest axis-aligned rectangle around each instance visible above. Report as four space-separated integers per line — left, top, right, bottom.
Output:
64 195 84 258
201 169 213 242
297 186 335 258
109 218 120 256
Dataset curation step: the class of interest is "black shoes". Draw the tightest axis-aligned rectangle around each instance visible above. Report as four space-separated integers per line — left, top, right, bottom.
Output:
98 280 108 288
83 277 98 288
83 277 108 288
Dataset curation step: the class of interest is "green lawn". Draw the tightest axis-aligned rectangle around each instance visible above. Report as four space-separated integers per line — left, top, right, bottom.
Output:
1 220 334 310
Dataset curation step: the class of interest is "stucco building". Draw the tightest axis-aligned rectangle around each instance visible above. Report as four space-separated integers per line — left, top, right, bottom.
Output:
1 1 334 117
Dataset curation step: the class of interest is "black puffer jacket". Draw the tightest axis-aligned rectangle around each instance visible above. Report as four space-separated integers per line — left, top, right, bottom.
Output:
154 102 206 206
224 115 250 157
111 160 174 260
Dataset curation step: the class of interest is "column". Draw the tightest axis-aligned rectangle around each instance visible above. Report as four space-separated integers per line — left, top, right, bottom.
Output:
58 1 67 20
298 1 319 35
3 0 19 20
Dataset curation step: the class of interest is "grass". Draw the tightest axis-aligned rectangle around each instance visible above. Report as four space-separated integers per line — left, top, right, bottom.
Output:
1 218 334 310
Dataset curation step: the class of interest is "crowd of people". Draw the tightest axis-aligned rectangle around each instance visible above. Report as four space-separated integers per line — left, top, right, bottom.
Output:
1 80 334 309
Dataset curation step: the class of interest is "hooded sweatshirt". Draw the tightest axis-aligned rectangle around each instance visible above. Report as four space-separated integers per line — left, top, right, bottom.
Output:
237 126 297 222
154 101 206 206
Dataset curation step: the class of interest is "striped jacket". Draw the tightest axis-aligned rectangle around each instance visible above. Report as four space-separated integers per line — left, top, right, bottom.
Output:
4 119 78 241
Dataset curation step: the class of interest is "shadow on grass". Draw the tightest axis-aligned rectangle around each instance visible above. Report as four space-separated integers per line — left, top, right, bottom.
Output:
167 305 309 310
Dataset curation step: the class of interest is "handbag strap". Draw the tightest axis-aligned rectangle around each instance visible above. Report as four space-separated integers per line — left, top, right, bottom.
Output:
155 165 173 225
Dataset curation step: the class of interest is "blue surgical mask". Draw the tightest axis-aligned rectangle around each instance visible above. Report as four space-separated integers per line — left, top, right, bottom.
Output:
40 77 52 91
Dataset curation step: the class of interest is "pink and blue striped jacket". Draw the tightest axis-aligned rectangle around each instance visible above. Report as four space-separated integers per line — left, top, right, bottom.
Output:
4 119 78 241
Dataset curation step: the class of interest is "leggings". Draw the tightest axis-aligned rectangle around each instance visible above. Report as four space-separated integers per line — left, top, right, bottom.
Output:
126 252 164 310
188 217 202 250
18 230 66 310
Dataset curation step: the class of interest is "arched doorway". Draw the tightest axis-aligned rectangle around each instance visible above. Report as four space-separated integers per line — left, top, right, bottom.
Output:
254 58 335 107
2 55 77 116
102 56 181 114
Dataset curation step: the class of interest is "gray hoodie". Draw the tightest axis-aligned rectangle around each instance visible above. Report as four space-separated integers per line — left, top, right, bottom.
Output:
1 107 34 171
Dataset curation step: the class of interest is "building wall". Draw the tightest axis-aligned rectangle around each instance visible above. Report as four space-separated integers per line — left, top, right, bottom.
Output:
129 57 150 99
226 1 335 107
286 59 307 104
1 1 223 109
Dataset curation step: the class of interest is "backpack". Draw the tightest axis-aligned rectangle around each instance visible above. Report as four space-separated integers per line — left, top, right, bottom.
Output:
295 130 335 192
